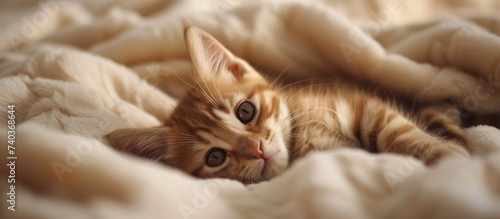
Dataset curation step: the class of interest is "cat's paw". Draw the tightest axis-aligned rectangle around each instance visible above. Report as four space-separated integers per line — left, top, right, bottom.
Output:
422 143 469 165
419 102 467 145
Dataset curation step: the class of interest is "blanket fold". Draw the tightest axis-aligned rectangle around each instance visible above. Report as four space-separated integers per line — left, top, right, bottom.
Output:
1 0 500 218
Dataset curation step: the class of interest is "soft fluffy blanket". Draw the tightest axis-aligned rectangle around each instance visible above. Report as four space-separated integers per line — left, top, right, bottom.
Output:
1 0 500 218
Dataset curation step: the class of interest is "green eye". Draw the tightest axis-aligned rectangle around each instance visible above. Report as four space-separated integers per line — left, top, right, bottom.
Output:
236 101 255 124
206 148 226 167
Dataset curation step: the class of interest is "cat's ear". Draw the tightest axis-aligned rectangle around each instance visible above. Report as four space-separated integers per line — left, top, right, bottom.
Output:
184 25 244 82
106 127 169 161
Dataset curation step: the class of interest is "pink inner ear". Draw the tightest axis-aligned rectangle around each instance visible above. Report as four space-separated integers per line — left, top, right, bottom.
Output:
229 63 243 78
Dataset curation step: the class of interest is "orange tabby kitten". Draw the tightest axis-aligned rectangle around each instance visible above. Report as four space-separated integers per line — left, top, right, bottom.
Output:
107 26 469 183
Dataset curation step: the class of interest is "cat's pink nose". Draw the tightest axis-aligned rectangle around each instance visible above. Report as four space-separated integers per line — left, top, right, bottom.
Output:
237 136 263 160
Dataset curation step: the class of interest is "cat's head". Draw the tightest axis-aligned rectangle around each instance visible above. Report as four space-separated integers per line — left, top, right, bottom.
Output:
107 25 292 183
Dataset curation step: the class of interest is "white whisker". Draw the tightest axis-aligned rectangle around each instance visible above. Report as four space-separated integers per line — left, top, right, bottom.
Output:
290 134 319 152
269 59 300 87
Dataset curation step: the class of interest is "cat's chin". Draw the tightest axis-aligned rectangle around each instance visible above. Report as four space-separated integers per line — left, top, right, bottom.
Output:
260 150 288 180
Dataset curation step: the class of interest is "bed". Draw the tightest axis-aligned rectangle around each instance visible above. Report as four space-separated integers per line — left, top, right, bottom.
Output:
1 0 500 218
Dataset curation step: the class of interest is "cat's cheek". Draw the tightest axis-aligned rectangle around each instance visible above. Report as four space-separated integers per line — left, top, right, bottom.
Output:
262 163 286 180
261 150 289 180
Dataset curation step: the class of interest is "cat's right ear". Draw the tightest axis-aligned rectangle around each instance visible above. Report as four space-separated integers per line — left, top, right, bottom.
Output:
184 25 245 82
106 127 169 161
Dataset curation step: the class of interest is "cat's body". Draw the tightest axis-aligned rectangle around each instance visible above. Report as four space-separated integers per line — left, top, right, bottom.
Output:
283 83 466 164
107 26 469 183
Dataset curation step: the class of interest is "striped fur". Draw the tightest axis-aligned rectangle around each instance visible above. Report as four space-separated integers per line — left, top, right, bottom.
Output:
107 26 469 183
284 84 469 165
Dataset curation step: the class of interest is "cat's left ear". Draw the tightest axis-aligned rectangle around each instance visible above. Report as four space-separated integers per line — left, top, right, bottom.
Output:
106 127 169 161
184 25 245 82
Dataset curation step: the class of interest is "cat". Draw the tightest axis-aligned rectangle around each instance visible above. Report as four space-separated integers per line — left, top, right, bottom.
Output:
107 25 469 184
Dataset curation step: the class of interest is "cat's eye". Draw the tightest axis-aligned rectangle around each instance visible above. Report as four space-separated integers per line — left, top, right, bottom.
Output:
205 148 227 167
236 101 255 124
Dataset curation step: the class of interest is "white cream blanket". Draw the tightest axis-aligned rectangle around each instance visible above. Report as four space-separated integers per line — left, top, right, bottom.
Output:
1 0 500 218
